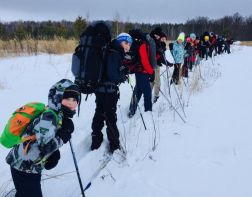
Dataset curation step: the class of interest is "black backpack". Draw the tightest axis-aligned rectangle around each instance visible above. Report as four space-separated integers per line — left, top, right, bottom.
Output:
128 29 157 73
145 33 157 69
71 21 111 94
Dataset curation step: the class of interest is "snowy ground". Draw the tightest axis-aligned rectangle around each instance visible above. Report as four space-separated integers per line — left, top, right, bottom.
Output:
1 44 252 197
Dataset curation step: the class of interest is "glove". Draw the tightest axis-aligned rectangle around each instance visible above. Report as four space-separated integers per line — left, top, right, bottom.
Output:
149 71 155 82
56 118 74 144
119 64 129 75
44 150 60 170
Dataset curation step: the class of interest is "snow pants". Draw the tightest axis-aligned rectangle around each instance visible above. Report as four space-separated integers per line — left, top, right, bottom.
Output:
129 73 152 114
91 90 120 152
11 167 42 197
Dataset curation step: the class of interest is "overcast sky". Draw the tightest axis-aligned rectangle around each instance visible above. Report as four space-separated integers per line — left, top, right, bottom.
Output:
0 0 251 23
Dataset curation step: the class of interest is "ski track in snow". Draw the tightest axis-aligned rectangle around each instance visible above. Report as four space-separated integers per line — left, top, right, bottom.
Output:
1 45 252 197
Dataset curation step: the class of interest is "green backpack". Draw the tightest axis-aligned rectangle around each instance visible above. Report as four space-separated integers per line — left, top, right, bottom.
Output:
0 102 46 148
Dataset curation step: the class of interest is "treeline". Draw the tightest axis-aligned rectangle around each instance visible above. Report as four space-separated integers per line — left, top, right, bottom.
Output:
0 13 251 41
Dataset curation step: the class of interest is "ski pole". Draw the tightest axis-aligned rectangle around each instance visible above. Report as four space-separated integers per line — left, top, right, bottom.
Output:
69 140 85 197
160 70 166 77
42 171 76 181
118 104 127 152
165 66 171 98
128 76 147 130
166 67 187 118
159 88 186 123
150 111 158 151
168 51 187 117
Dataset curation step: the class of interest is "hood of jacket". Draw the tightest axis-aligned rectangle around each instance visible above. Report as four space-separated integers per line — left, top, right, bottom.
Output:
48 79 79 111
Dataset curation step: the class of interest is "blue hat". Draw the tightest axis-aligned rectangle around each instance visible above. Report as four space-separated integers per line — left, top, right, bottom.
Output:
190 33 196 39
116 33 133 44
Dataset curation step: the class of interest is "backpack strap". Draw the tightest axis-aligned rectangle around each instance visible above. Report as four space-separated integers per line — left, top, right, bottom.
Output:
45 108 62 129
21 108 61 155
22 135 36 155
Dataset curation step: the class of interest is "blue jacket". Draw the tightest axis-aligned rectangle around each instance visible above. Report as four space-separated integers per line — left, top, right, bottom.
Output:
171 41 185 64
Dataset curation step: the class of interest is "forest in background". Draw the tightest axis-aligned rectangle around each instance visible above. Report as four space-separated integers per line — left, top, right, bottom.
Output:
0 13 251 41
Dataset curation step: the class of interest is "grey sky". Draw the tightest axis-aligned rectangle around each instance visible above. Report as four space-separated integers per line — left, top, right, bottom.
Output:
0 0 251 23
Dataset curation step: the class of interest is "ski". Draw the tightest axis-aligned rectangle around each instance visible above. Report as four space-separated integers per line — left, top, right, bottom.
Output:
83 154 112 191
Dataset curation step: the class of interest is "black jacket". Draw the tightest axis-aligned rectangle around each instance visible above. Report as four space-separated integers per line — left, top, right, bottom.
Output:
156 41 167 66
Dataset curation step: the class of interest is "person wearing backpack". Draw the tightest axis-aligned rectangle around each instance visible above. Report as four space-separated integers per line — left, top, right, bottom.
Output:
5 79 81 197
127 29 155 118
150 27 168 103
170 32 185 85
72 21 112 95
200 32 211 60
90 33 132 154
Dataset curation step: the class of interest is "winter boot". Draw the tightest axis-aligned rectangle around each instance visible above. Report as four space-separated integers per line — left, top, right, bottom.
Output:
153 96 159 104
91 132 103 151
127 111 135 118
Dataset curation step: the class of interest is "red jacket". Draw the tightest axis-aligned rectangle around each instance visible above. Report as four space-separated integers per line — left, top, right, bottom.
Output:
139 43 154 74
210 35 217 45
125 42 154 75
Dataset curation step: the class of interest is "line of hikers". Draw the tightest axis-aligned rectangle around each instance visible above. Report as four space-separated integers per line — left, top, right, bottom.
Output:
170 31 233 85
0 21 233 197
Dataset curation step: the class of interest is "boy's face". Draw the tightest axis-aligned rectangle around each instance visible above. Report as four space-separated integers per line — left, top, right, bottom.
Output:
120 41 131 52
61 98 78 111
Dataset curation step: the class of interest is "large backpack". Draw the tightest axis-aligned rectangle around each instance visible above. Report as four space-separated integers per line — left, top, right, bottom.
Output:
72 21 111 94
128 29 157 73
144 33 157 69
0 102 46 148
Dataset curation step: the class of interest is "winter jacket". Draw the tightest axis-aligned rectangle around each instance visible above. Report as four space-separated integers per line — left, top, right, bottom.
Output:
184 41 197 62
156 41 167 66
6 79 76 174
210 35 217 45
139 42 154 74
171 41 185 64
96 39 127 93
201 40 211 48
184 42 193 57
126 39 154 75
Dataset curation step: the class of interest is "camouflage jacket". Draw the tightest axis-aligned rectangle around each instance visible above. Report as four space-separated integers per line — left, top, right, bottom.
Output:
6 110 63 173
6 79 77 174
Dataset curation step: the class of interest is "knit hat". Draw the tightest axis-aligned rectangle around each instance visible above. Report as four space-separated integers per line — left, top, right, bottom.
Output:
177 32 185 42
204 35 209 41
116 33 133 44
63 85 81 103
186 37 191 42
190 33 196 39
159 32 167 39
151 27 163 37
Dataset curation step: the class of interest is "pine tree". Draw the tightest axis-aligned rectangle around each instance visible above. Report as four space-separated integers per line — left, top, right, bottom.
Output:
73 16 87 38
